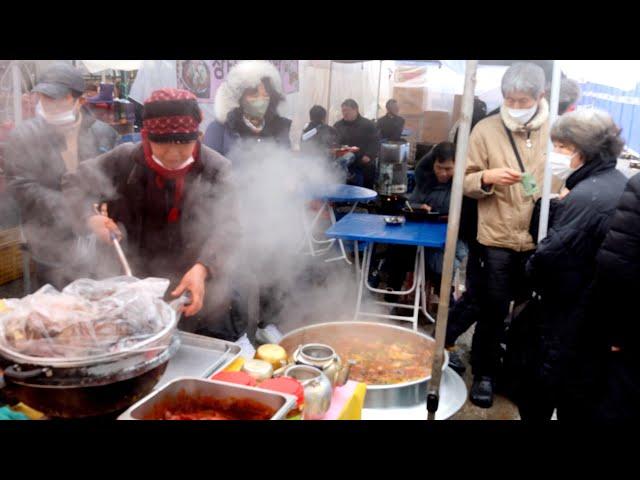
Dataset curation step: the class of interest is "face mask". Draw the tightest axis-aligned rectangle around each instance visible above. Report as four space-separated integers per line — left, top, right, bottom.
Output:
507 104 537 124
549 151 577 181
36 101 78 126
242 98 269 119
152 154 194 171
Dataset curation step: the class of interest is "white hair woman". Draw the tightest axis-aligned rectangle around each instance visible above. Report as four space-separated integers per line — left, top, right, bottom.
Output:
518 109 628 420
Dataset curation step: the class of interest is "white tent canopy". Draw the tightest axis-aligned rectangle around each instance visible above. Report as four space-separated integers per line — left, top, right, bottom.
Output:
81 60 142 74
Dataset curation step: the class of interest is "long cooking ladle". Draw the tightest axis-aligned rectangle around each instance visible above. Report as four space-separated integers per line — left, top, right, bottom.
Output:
93 204 132 277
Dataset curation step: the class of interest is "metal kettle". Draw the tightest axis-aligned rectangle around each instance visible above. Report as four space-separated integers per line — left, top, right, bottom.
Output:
290 343 354 387
283 365 333 420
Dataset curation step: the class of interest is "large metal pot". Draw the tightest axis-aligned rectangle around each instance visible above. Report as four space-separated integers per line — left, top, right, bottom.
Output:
279 321 448 409
0 334 180 418
0 293 188 418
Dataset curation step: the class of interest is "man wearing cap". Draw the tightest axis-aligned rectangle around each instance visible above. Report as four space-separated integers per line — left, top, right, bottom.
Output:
5 63 118 290
62 88 240 337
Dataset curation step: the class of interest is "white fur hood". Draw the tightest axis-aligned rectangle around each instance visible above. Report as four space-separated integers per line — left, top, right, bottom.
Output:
214 60 285 124
500 98 549 133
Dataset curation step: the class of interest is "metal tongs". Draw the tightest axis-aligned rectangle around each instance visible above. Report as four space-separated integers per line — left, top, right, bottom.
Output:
93 204 132 276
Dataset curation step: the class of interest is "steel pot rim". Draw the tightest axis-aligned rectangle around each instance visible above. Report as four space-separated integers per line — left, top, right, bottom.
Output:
280 321 449 389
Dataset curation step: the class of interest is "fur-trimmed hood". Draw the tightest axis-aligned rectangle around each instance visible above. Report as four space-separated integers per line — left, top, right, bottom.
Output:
500 98 549 133
214 60 284 124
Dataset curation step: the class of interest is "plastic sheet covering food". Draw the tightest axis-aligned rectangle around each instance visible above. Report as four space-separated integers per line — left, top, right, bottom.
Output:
0 277 176 361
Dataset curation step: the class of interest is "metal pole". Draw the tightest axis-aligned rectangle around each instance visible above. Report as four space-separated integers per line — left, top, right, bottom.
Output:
326 61 333 123
376 60 382 120
12 62 23 126
427 60 478 421
538 60 562 241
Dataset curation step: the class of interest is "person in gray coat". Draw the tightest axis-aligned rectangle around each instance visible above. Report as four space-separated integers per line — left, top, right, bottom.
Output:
4 63 118 290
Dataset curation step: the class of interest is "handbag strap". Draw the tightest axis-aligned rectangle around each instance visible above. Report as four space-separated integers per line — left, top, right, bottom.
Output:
503 123 526 173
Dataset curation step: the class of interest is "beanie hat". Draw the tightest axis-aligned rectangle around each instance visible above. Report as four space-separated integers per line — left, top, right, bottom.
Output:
142 88 202 143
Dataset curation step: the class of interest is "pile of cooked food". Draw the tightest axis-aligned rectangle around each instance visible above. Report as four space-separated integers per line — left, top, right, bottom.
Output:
0 277 174 359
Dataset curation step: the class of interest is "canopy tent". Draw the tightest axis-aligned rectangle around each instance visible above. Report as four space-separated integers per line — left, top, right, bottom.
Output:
80 60 142 74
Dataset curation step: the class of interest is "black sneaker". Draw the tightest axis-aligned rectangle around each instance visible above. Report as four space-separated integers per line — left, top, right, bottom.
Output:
469 376 494 409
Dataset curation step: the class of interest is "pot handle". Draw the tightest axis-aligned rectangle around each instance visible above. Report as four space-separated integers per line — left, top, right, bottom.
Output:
3 365 52 381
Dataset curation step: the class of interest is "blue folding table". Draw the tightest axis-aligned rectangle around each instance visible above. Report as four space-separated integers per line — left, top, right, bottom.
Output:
301 184 377 264
325 213 447 330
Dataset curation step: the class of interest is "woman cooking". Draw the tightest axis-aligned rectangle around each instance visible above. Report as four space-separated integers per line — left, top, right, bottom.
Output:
62 88 240 338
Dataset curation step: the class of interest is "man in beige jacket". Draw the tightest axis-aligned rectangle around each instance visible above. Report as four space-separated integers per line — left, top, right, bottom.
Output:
463 63 550 408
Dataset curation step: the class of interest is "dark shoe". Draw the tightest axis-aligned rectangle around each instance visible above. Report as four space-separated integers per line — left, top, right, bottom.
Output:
470 376 494 409
447 350 467 376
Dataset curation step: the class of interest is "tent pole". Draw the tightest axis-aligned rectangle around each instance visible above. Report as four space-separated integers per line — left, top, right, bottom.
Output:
538 60 562 241
376 60 382 119
427 60 478 421
326 61 333 122
12 62 23 126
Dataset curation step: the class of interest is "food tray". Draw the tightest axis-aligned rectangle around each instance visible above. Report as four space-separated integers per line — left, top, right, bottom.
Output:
118 377 297 420
156 331 241 387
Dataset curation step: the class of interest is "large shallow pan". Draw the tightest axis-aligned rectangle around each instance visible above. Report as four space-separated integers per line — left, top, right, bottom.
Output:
279 321 448 409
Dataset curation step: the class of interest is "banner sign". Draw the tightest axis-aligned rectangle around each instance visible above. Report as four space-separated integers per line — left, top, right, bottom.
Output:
177 60 299 102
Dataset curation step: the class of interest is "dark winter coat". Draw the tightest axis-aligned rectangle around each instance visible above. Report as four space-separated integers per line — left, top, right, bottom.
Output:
333 114 379 165
593 173 640 354
300 122 339 161
4 109 118 264
525 153 628 391
376 113 405 141
62 142 239 282
408 171 451 214
203 107 292 157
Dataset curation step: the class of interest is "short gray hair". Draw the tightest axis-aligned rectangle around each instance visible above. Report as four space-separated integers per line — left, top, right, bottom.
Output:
551 109 624 161
501 62 546 99
559 78 581 114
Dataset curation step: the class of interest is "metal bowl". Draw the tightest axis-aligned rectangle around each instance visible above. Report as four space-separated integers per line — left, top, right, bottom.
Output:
279 321 448 409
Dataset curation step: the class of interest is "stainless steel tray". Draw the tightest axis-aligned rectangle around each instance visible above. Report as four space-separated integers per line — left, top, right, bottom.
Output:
156 331 241 388
118 377 297 420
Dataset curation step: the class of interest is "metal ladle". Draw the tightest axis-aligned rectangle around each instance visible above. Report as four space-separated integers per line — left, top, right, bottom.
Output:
93 204 132 276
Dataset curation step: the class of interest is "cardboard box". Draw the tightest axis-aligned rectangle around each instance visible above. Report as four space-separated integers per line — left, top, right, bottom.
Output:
421 111 451 144
393 87 427 116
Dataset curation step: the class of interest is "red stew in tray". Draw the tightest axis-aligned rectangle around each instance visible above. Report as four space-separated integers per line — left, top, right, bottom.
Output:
145 390 276 420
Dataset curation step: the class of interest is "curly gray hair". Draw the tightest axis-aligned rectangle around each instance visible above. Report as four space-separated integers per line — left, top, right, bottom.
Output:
551 109 624 161
501 62 546 99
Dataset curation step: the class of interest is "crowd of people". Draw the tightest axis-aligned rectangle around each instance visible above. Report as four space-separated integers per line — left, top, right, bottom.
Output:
2 60 638 421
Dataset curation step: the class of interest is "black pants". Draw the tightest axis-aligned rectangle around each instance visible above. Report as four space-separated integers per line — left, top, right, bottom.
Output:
471 246 532 378
445 239 483 347
594 352 640 421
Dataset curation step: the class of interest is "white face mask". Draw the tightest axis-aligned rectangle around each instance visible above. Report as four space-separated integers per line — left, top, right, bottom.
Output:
507 104 538 125
151 154 194 171
549 151 578 181
36 101 78 126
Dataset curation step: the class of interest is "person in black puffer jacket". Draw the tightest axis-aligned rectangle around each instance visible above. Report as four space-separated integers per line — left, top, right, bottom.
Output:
517 109 628 421
587 173 640 421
